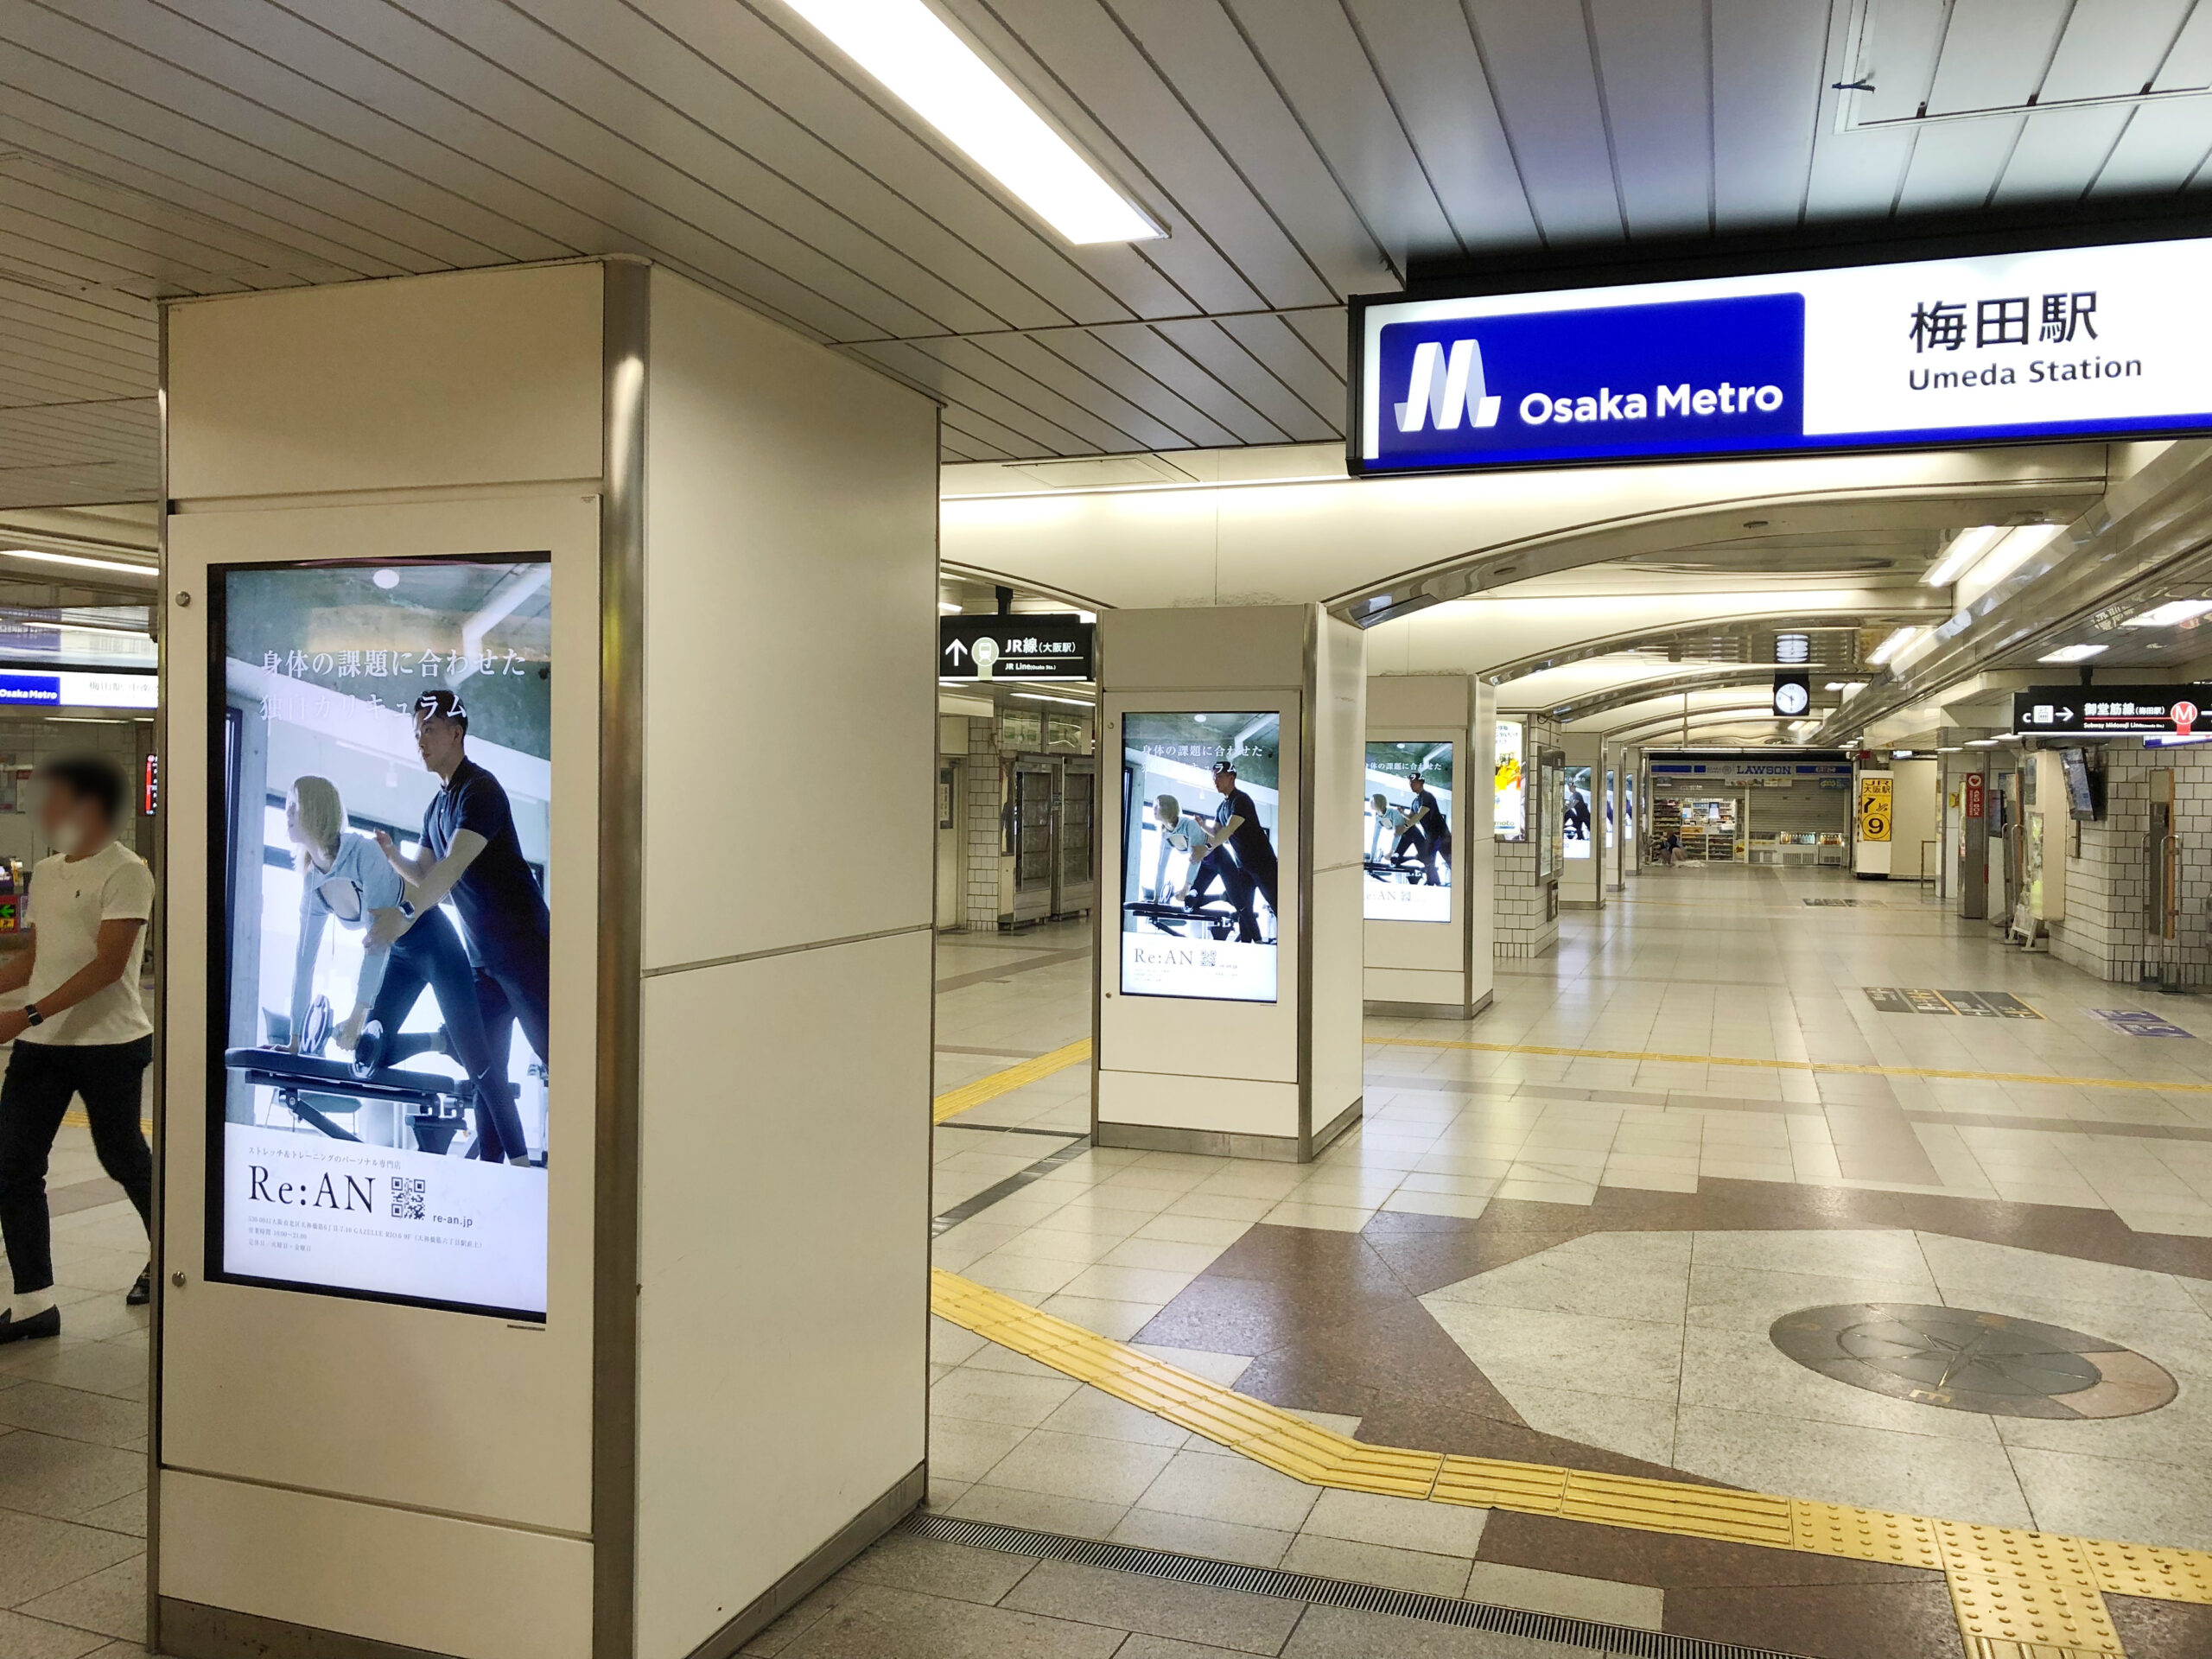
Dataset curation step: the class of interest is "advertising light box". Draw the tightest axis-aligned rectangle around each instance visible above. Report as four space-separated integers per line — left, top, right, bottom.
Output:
1364 741 1453 924
1563 765 1593 859
212 558 553 1320
1353 235 2212 474
1494 720 1526 841
1121 711 1279 1002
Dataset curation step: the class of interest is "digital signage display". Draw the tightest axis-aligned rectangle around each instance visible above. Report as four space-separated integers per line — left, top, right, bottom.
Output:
212 559 552 1320
1354 235 2212 474
1563 765 1593 860
1363 741 1453 924
1121 711 1279 1002
1494 720 1526 841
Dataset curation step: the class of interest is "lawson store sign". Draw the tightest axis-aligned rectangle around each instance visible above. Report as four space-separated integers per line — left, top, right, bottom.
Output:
1351 236 2212 475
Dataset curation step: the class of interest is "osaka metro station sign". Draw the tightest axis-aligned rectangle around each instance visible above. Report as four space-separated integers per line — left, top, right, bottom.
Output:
1351 235 2212 475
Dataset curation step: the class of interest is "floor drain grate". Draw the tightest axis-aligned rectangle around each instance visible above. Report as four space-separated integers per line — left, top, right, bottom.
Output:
901 1512 1812 1659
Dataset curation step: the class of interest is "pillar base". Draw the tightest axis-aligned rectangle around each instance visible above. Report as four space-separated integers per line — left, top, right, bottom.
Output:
1096 1097 1363 1165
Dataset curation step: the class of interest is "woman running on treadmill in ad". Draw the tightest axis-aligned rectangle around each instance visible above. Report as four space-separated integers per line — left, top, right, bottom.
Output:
283 775 530 1166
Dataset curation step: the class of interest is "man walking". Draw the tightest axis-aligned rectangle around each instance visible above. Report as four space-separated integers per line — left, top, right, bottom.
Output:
0 757 156 1343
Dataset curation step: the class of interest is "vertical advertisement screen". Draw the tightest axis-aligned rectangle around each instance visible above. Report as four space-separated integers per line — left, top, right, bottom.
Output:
1563 765 1593 859
212 559 553 1321
1494 721 1526 840
1363 741 1453 923
1121 712 1279 1002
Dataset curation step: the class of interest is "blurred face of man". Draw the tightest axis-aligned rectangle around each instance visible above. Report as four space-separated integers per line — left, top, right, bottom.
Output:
415 711 466 776
35 781 99 855
1213 770 1235 798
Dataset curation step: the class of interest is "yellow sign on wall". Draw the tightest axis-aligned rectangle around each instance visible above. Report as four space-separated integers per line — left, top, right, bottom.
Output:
1858 775 1893 842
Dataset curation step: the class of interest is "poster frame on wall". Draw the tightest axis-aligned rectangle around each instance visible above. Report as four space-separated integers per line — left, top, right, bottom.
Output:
1494 716 1527 842
204 555 556 1324
1363 738 1455 925
1116 708 1283 1005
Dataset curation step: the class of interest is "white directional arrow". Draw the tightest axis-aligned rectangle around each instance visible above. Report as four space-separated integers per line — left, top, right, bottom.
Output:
944 638 969 666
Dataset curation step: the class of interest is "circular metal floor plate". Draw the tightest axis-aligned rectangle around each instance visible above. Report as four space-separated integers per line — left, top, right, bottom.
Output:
1770 1303 2177 1418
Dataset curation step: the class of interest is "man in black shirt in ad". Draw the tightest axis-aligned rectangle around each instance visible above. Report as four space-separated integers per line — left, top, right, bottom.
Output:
1405 771 1452 887
373 689 549 1166
1208 761 1278 944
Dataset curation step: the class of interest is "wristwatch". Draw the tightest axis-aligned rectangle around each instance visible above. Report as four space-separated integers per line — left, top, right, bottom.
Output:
22 1003 42 1027
397 899 417 918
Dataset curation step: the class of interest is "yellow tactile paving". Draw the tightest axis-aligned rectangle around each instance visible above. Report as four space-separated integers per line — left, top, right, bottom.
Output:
931 1038 1091 1124
1940 1522 2125 1657
1367 1033 2212 1096
930 1268 2212 1659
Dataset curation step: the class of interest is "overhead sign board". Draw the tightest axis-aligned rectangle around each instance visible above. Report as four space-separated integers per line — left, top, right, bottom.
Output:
1351 235 2212 475
0 670 157 709
2013 685 2212 738
939 613 1093 682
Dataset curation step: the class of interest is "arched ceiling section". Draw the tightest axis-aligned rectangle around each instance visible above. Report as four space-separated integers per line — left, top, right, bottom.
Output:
1485 613 1913 686
1363 587 1952 682
938 441 2110 615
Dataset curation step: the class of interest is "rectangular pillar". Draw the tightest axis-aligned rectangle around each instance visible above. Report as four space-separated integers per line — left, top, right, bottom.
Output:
156 259 937 1659
1095 605 1364 1161
1560 734 1602 908
1363 674 1492 1019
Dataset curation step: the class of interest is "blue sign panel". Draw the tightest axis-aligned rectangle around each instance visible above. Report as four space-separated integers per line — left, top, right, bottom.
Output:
0 673 60 706
1353 235 2212 475
1374 295 1804 472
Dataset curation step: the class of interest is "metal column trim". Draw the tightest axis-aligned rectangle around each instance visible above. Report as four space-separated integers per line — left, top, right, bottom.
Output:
594 255 650 1659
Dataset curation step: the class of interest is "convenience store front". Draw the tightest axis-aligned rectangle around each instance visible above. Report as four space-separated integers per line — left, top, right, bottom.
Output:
1646 753 1853 868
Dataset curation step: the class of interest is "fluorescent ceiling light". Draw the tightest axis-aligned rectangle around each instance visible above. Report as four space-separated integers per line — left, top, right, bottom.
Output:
1866 626 1920 666
779 0 1160 244
1923 525 2005 588
2123 599 2212 628
938 601 961 613
1965 523 2063 589
1010 691 1092 707
2038 643 2107 664
44 715 125 724
0 550 157 578
1965 737 2000 746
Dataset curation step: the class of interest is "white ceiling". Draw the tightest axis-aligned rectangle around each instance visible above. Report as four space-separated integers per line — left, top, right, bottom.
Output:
5 0 2211 510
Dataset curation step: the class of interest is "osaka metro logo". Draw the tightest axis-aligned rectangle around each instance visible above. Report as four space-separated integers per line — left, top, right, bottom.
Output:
1393 339 1502 433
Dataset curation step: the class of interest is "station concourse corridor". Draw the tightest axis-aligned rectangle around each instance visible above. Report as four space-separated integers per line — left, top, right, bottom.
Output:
691 866 2209 1659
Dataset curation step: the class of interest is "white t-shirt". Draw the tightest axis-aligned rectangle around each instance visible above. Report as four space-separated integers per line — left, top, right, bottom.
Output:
22 839 155 1046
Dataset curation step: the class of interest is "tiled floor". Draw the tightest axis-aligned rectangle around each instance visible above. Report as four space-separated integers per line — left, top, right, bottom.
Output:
0 1117 153 1659
909 872 2212 1658
16 874 2212 1657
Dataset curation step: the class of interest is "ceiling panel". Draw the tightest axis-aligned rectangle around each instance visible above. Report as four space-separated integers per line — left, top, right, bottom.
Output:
1993 105 2139 202
1709 0 1827 228
1218 0 1459 264
1587 0 1714 238
1460 0 1625 240
0 0 2205 492
1338 0 1535 250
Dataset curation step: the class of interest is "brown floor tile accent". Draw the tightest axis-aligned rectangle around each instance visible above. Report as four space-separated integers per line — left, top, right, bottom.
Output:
1664 1580 1962 1659
1480 1514 1958 1659
2106 1591 2212 1659
1135 1222 1719 1486
1128 1176 2212 1502
1356 1179 2212 1289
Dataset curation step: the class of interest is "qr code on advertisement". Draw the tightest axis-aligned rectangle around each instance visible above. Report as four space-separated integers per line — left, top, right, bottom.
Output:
391 1177 426 1220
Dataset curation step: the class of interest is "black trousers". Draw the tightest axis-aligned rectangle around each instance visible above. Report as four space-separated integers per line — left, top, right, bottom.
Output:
0 1035 152 1295
371 912 527 1165
472 943 549 1159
